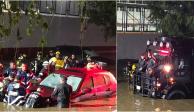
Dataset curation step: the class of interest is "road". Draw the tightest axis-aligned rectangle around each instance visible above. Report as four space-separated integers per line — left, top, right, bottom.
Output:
118 81 194 111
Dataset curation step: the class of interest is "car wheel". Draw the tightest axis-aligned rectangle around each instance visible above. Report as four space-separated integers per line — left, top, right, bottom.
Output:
166 90 186 100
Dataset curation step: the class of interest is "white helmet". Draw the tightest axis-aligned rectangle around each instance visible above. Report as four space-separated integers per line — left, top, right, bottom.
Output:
42 61 49 66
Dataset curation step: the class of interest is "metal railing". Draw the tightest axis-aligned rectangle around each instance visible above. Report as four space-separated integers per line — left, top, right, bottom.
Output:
133 73 157 96
117 1 157 32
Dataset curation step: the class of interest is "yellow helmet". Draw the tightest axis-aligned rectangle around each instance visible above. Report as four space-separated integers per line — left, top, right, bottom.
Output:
56 51 61 55
132 64 136 70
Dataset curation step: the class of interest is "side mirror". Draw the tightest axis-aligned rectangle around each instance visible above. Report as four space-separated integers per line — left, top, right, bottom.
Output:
82 88 92 95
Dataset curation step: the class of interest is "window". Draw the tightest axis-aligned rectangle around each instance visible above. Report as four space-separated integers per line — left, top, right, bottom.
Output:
81 77 94 90
40 73 82 92
93 75 106 87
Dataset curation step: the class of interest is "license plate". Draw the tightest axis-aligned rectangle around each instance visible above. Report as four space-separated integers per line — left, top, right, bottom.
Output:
136 85 141 90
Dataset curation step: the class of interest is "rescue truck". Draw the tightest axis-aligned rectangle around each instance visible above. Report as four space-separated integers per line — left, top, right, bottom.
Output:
133 37 194 99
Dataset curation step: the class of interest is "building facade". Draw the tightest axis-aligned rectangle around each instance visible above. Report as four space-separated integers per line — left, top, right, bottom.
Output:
117 1 160 60
117 1 157 32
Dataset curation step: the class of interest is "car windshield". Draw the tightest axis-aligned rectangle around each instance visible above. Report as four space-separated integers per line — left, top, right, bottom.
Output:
40 73 82 91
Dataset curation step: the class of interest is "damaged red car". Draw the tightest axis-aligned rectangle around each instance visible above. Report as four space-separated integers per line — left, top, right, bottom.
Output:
25 67 117 108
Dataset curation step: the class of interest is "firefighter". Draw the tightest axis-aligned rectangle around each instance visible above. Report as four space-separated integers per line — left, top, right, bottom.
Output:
51 76 72 108
38 61 50 81
49 51 64 70
146 49 157 72
16 64 34 87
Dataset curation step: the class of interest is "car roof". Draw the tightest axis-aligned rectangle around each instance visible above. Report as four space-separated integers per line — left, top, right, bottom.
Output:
55 67 109 78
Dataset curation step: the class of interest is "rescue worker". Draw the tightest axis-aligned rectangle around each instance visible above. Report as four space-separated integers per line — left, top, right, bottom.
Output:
49 51 64 70
69 54 79 67
4 62 17 78
145 50 157 93
7 76 26 106
38 61 50 81
51 76 72 108
138 54 147 72
146 50 157 72
16 64 34 87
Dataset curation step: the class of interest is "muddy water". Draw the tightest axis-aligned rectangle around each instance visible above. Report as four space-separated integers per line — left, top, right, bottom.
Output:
0 96 116 111
118 81 194 111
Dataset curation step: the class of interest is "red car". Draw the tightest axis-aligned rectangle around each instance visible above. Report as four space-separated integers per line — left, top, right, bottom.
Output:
25 67 117 108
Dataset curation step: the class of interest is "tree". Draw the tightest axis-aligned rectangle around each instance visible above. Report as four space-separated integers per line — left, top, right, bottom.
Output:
86 1 116 40
78 1 116 59
0 1 48 60
148 1 194 37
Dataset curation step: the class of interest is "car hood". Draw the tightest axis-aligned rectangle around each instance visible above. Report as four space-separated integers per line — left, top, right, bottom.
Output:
38 85 54 98
38 85 78 99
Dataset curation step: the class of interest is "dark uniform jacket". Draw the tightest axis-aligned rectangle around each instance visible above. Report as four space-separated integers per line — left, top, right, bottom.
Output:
51 83 72 102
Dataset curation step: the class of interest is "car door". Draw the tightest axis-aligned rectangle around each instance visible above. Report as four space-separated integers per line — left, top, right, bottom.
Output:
77 77 95 101
93 74 107 99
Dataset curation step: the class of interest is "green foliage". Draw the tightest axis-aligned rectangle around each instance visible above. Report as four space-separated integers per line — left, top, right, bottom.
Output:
0 1 48 39
38 35 47 48
84 1 116 40
148 1 194 37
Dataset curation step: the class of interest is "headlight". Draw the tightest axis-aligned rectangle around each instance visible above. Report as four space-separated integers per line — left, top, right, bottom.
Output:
163 64 172 73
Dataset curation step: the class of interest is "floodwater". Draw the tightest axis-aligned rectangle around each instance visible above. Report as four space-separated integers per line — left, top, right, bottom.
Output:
118 81 194 111
0 96 116 111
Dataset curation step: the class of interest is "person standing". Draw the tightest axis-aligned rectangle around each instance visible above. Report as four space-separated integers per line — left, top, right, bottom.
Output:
51 76 72 108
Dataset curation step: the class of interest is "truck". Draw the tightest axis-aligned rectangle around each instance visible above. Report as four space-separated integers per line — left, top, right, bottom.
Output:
133 37 194 100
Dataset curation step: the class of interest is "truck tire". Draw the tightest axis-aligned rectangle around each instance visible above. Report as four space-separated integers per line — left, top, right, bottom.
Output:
166 90 186 100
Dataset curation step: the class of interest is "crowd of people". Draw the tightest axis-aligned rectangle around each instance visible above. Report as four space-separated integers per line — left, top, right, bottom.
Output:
0 50 96 108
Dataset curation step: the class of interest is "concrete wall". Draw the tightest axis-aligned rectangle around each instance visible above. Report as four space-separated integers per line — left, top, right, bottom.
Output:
117 32 160 60
0 15 115 48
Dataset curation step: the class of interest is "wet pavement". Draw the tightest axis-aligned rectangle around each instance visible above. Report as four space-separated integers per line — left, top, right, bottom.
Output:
0 96 116 111
118 81 194 111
